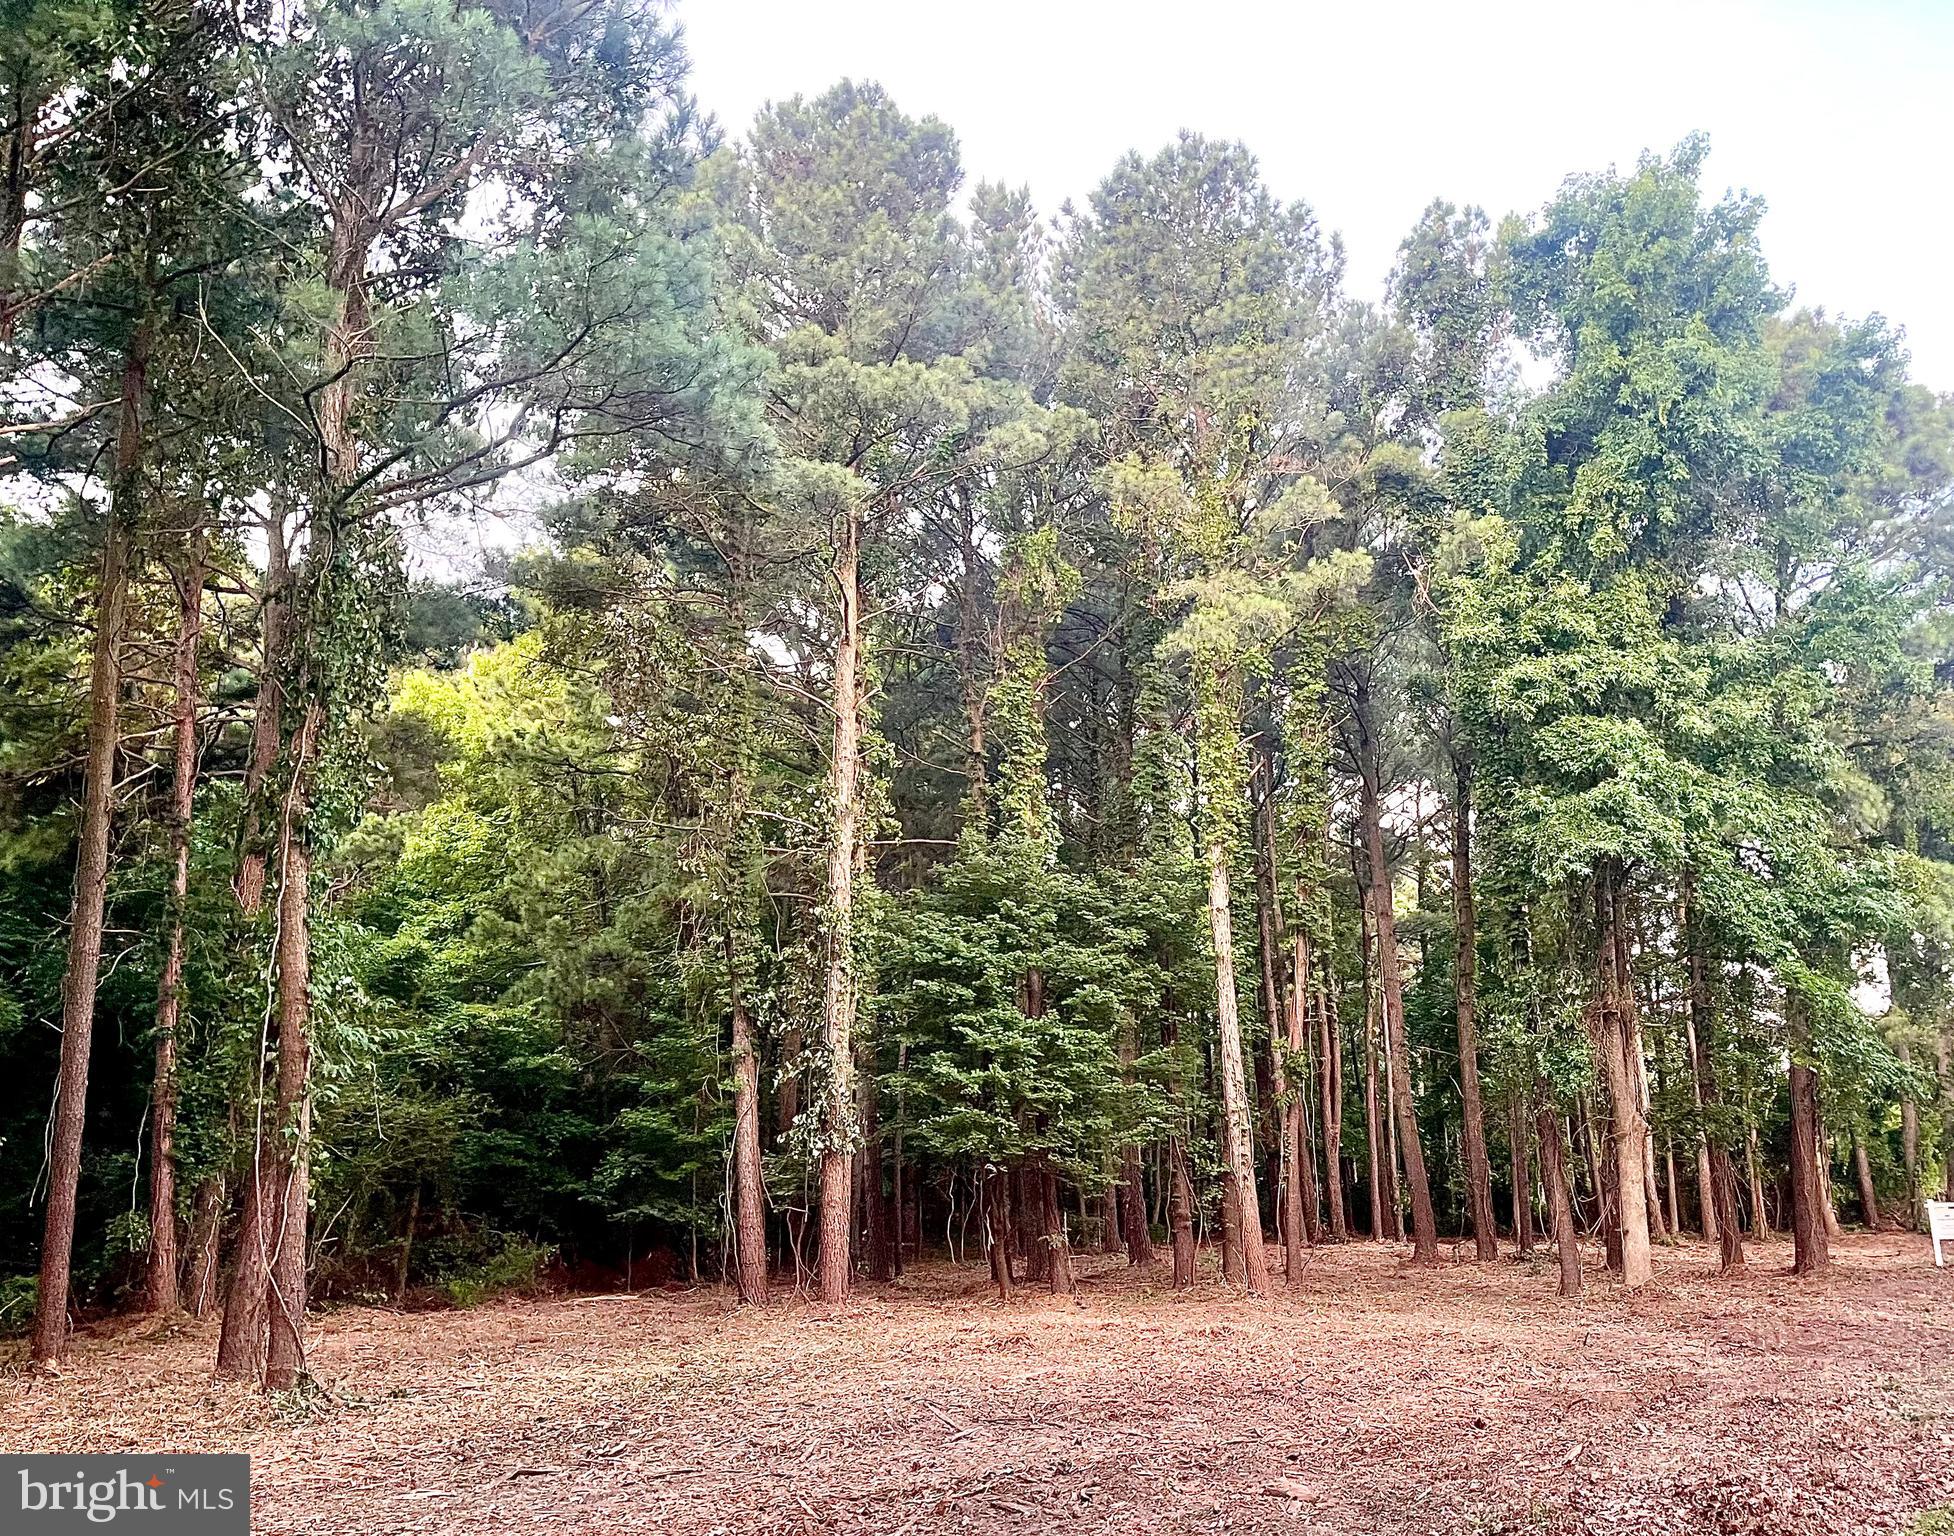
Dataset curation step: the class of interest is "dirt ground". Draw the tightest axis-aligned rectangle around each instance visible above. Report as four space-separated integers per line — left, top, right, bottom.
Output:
5 1232 1953 1535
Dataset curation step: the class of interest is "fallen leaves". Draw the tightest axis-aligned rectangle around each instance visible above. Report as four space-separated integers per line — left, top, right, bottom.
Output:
3 1233 1951 1535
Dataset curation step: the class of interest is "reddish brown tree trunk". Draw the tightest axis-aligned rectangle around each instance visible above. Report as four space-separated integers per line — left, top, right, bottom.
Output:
144 525 205 1315
31 321 147 1365
1041 1163 1074 1294
986 1167 1014 1299
727 937 767 1304
182 1172 224 1318
1852 1133 1881 1230
1787 988 1829 1274
1168 1143 1196 1287
1450 766 1496 1260
1537 1098 1582 1296
262 708 322 1393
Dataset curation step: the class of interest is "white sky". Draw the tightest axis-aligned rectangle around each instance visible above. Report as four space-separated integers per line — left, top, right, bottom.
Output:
679 0 1954 395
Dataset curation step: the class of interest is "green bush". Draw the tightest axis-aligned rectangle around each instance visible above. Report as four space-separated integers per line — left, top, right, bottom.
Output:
0 1274 37 1337
433 1234 557 1308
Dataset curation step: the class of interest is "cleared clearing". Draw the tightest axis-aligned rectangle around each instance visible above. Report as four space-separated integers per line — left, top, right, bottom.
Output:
6 1233 1953 1535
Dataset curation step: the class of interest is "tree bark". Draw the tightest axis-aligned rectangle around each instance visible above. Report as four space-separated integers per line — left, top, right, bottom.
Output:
1253 758 1309 1280
861 1063 893 1283
1168 1143 1197 1287
816 507 865 1304
31 319 147 1365
234 512 289 919
182 1171 224 1318
1508 1090 1536 1255
1279 934 1310 1282
1898 1038 1920 1227
1362 772 1435 1260
1537 1098 1582 1296
1360 898 1385 1242
1592 863 1652 1287
1450 763 1497 1260
985 1166 1014 1299
1787 989 1830 1274
1205 823 1269 1293
143 524 206 1316
1041 1162 1074 1294
392 1182 420 1303
1852 1132 1881 1230
263 709 320 1393
1747 1124 1771 1238
1680 874 1744 1271
727 936 768 1304
1315 940 1347 1241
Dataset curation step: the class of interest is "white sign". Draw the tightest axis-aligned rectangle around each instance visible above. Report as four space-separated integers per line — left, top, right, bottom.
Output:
1927 1201 1954 1268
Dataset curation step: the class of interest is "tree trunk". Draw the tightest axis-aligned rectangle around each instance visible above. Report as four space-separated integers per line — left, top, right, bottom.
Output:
1816 1109 1844 1240
1168 1142 1196 1287
1450 766 1497 1260
1678 914 1719 1248
143 525 206 1316
1508 1090 1536 1255
1852 1132 1881 1230
1680 876 1743 1272
1747 1124 1771 1238
985 1167 1014 1299
1592 863 1652 1287
1362 771 1436 1260
182 1172 224 1318
1898 1039 1920 1227
1041 1163 1074 1294
1381 1024 1404 1242
816 507 865 1304
1253 757 1313 1274
1204 826 1269 1294
31 320 148 1366
1279 936 1310 1282
1537 1098 1582 1297
252 797 313 1390
1787 988 1830 1274
234 512 289 919
392 1182 420 1303
1360 899 1385 1242
727 937 768 1304
1116 1011 1154 1265
860 1051 893 1284
1664 1136 1681 1237
1316 943 1347 1241
263 712 320 1393
1940 1023 1954 1201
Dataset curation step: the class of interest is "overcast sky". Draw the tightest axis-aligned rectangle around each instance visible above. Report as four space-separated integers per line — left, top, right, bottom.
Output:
679 0 1954 394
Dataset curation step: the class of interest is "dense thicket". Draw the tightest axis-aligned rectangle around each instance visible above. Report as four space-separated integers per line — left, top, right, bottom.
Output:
4 0 1952 1380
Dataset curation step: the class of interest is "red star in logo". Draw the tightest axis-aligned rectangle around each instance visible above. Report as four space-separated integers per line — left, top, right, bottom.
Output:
146 1477 165 1489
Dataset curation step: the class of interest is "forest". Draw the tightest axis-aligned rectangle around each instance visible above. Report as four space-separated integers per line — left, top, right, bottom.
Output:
3 0 1953 1420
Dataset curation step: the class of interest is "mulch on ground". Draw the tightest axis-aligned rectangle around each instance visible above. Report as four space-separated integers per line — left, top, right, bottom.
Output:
6 1232 1952 1534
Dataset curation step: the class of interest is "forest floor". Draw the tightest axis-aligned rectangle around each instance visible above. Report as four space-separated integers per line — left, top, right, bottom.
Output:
5 1232 1954 1535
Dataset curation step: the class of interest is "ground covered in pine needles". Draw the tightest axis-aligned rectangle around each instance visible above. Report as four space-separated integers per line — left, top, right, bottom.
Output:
5 1232 1953 1535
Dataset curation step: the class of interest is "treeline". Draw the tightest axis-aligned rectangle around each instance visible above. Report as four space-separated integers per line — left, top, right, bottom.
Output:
3 0 1953 1385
